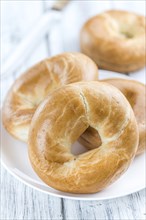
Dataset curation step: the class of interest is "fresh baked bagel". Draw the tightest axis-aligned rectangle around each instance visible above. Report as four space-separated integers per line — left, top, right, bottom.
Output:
2 53 98 142
28 81 138 194
80 10 146 73
80 78 146 155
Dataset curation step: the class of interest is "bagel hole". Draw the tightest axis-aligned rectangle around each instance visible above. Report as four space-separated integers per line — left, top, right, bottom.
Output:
71 127 102 156
80 126 102 148
71 141 89 156
120 31 134 39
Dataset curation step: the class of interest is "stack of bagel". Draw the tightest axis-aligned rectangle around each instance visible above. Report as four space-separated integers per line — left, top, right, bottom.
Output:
2 10 146 194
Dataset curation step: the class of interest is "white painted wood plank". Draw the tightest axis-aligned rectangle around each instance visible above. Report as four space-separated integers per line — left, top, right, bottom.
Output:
1 167 63 220
1 165 145 220
60 199 81 220
64 192 145 220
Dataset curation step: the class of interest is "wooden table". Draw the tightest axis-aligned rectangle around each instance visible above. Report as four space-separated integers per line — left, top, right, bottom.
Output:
1 1 145 219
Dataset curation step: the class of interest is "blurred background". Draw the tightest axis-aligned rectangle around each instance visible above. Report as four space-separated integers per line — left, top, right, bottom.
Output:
1 0 146 99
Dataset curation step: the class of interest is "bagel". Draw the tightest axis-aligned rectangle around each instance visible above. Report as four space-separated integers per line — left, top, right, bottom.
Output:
80 10 146 73
80 79 146 155
28 81 138 194
2 53 98 142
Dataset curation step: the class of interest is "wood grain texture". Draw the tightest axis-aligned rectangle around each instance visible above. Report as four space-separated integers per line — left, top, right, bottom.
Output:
1 167 145 220
1 1 145 220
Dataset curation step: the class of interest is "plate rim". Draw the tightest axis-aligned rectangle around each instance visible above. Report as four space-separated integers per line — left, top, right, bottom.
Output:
1 161 145 201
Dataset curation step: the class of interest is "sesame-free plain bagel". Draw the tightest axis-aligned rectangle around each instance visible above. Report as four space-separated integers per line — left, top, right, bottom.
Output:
28 81 138 194
80 79 146 155
2 53 98 142
80 10 146 73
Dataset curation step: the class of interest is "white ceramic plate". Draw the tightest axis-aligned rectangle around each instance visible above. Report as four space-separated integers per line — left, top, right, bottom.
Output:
1 70 146 200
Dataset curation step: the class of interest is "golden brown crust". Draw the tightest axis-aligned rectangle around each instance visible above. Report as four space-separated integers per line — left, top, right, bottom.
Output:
80 78 146 155
28 81 138 194
2 53 98 142
80 10 146 73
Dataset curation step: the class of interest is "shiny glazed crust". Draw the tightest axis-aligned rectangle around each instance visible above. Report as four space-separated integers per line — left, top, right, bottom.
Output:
28 81 138 194
2 53 98 142
80 79 146 155
80 10 146 73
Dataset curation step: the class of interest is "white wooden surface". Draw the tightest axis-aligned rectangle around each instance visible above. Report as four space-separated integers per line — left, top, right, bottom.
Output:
1 1 146 219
